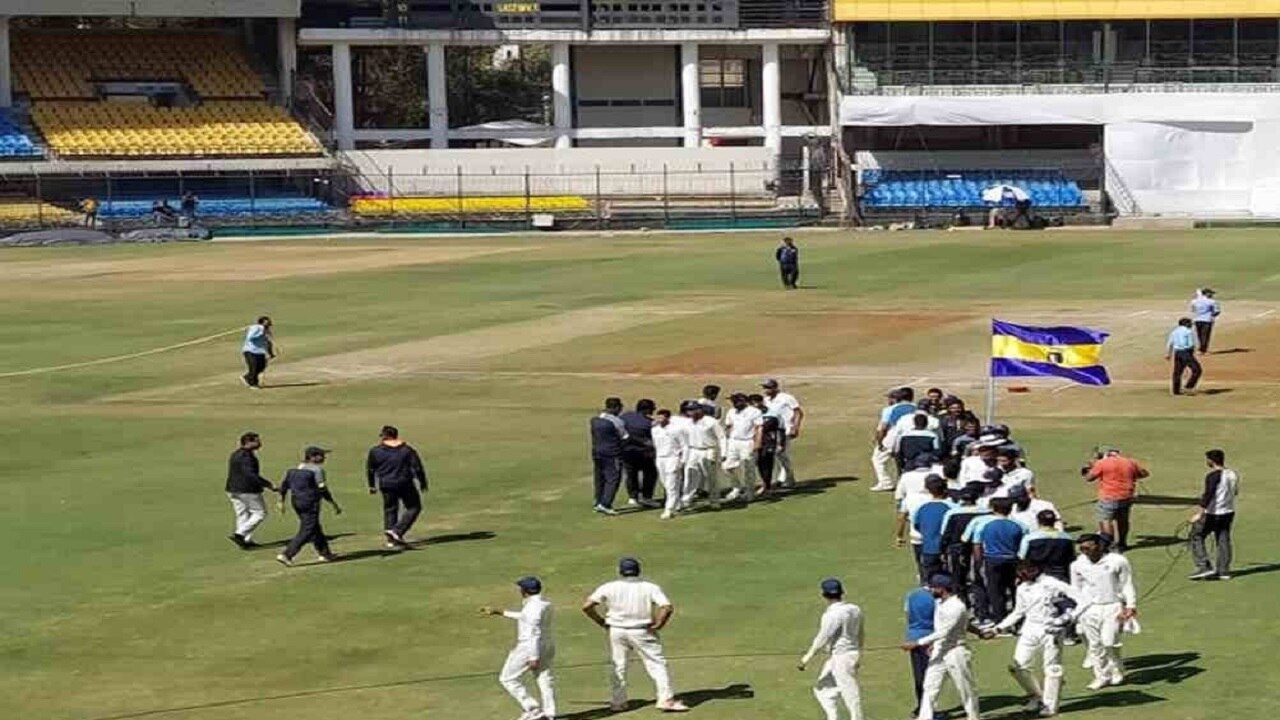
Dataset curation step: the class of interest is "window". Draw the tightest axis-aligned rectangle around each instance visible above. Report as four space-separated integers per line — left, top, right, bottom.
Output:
699 58 748 107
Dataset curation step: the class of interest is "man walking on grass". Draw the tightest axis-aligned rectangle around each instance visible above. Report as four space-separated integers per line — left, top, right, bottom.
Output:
241 315 275 389
582 558 689 713
483 576 557 720
763 378 805 487
682 402 726 509
1190 288 1221 354
653 409 687 520
872 388 916 491
1071 534 1138 690
590 398 629 516
1189 448 1239 581
1084 447 1147 551
1166 317 1202 395
225 431 274 549
367 425 429 547
798 578 865 720
776 237 800 289
723 392 762 504
620 399 660 509
276 447 342 566
902 573 982 720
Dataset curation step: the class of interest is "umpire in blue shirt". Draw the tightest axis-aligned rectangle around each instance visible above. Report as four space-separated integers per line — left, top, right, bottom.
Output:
1166 317 1203 395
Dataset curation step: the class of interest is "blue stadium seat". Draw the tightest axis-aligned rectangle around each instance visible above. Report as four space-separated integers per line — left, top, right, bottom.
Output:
0 109 41 158
860 169 1086 209
98 193 332 219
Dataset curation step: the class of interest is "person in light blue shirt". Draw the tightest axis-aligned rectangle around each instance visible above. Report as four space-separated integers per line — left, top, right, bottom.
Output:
241 315 275 389
1189 288 1221 354
903 585 936 717
1165 317 1201 396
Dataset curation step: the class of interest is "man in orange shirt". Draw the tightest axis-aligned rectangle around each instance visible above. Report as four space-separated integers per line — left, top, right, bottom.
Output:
1083 448 1149 551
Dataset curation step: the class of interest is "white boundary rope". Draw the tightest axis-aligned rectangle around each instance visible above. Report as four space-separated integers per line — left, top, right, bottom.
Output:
0 327 243 379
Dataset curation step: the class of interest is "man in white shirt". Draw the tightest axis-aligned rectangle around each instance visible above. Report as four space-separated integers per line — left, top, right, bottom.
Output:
893 455 937 503
989 563 1089 717
652 409 687 521
797 578 865 720
993 448 1036 497
872 388 916 491
1190 288 1221 354
1189 448 1239 580
1070 535 1138 690
902 573 981 720
483 576 556 720
959 441 1000 486
722 393 762 504
582 558 689 713
763 378 804 487
682 403 727 509
1008 486 1059 531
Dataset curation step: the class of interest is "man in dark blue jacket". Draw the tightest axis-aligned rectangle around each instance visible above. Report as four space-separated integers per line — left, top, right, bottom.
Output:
276 447 342 566
590 397 628 516
367 426 429 548
225 431 275 549
776 237 799 289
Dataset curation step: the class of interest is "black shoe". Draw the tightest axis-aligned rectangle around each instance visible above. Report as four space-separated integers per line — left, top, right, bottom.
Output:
242 540 260 549
228 533 247 549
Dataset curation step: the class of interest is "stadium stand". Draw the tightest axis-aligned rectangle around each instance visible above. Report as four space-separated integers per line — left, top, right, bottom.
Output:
13 30 322 159
860 170 1085 208
0 110 41 159
0 197 79 226
97 194 332 220
33 102 321 157
351 195 592 216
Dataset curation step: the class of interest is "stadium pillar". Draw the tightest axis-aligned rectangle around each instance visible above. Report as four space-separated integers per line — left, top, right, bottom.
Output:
0 17 11 108
680 42 701 148
277 17 297 107
332 43 355 150
426 44 449 149
551 43 572 149
761 42 782 158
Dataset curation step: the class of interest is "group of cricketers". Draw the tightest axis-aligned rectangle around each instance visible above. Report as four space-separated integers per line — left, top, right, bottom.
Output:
588 379 804 519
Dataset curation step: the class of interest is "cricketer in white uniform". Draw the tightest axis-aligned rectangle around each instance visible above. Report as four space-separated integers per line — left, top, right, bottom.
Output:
763 378 804 487
991 563 1089 717
1070 534 1138 690
904 573 981 720
798 578 865 720
652 409 687 520
723 393 763 503
682 404 727 509
582 558 689 713
484 576 557 720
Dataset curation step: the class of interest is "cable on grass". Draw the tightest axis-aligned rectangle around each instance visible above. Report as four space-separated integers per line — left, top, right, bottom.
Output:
0 327 243 378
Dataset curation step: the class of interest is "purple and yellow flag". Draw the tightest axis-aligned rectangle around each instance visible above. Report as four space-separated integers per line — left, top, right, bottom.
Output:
991 320 1110 386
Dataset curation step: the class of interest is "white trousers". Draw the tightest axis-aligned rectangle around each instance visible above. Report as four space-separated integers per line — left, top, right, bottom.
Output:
608 627 673 705
227 492 267 541
684 448 719 502
723 439 759 499
657 456 684 513
871 446 896 488
1078 603 1123 682
776 439 796 486
1010 626 1062 694
499 645 556 718
918 646 980 720
814 651 863 720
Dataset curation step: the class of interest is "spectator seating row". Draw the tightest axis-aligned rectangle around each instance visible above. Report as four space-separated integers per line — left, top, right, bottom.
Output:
0 110 41 158
0 198 79 226
351 195 592 216
13 31 264 100
96 195 332 219
32 102 323 158
861 169 1085 208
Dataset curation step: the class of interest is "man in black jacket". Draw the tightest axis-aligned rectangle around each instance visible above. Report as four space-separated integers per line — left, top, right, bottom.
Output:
276 446 342 566
367 425 428 548
225 432 274 549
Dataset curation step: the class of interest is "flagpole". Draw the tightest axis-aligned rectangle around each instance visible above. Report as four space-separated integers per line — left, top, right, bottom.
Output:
986 317 997 423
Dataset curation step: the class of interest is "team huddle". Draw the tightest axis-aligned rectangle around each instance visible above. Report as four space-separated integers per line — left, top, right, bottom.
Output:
587 379 804 519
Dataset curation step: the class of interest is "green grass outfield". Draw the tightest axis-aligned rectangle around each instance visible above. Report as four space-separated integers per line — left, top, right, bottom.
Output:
1 229 1278 720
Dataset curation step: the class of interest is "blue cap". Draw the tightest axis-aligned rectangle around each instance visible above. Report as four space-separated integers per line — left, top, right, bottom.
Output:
820 578 843 596
619 557 641 576
516 576 542 594
927 573 955 590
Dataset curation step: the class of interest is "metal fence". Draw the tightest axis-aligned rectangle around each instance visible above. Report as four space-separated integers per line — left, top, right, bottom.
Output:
0 162 834 234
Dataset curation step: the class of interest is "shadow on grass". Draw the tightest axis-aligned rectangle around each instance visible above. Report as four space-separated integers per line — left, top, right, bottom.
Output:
319 548 402 564
415 530 497 546
1124 652 1205 686
558 684 753 720
261 382 328 389
1133 495 1200 507
1126 534 1187 551
252 532 355 550
1198 388 1234 396
1232 561 1280 578
1209 347 1252 355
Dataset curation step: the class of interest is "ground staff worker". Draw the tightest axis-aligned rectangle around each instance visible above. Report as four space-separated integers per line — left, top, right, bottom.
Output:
225 431 274 549
483 576 557 720
240 315 275 389
798 578 865 720
1166 317 1202 395
275 447 342 566
367 425 428 547
582 557 689 713
776 237 800 289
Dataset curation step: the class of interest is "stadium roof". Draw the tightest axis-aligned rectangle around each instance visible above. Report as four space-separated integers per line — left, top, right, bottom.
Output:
6 0 299 18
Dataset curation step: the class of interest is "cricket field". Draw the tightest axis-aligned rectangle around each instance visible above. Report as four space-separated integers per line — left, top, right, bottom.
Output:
1 228 1278 720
